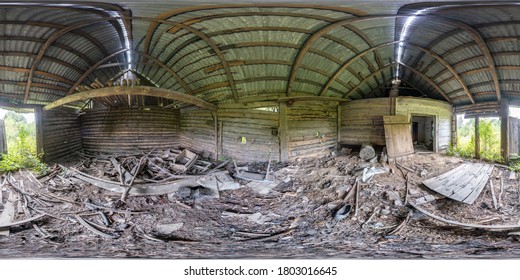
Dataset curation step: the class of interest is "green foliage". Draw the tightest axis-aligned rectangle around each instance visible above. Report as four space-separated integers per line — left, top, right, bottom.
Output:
0 111 47 174
453 116 502 162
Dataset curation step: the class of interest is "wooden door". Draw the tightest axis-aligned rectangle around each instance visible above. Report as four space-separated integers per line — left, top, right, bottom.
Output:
383 115 414 159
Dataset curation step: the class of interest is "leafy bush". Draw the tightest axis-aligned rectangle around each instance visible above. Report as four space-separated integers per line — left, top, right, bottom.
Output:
454 116 502 162
0 111 47 174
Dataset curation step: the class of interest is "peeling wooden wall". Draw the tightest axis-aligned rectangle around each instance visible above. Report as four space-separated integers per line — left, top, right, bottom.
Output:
219 103 279 162
509 117 520 155
340 98 391 146
287 101 337 159
180 103 279 162
179 107 216 159
42 108 82 162
80 107 180 154
395 97 452 152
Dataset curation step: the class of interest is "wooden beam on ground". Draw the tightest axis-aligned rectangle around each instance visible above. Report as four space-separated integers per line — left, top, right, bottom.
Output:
43 86 217 111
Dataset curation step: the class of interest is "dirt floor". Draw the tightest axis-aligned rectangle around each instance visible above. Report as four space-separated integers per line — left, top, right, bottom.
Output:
1 150 520 259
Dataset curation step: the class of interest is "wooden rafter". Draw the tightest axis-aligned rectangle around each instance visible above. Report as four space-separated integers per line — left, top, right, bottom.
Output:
0 66 75 86
343 62 452 103
142 4 368 54
67 49 192 95
43 86 217 111
320 41 473 102
24 17 123 102
400 16 501 101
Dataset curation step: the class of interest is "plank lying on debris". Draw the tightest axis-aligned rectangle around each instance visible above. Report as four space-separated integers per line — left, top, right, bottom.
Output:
0 214 47 229
409 202 520 230
422 163 494 204
68 166 229 196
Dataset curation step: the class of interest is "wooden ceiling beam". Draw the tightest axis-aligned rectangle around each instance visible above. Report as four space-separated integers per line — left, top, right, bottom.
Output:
67 49 192 95
142 4 368 54
44 86 217 111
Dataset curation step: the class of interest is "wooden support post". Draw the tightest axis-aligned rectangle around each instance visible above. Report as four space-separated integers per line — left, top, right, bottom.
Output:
34 106 44 161
501 98 510 163
451 108 457 148
337 104 342 152
279 102 289 162
475 116 480 159
213 111 219 162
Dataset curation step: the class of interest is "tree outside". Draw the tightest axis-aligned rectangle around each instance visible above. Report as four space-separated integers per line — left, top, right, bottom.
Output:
449 115 502 162
0 110 46 173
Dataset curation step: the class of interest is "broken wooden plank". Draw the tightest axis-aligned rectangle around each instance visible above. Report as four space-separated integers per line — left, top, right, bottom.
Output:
0 214 46 229
421 162 493 204
409 202 520 230
0 192 16 236
74 214 117 239
490 180 498 210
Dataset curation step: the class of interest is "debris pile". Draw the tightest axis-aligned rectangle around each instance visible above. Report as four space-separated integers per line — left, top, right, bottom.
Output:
1 149 520 258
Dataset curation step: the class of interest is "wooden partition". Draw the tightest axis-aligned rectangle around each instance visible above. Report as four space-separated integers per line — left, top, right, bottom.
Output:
80 107 180 154
179 107 216 159
340 98 391 146
286 101 338 159
341 97 452 152
395 97 452 152
41 108 82 162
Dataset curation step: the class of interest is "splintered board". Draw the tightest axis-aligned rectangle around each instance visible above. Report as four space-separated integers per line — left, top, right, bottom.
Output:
422 163 494 204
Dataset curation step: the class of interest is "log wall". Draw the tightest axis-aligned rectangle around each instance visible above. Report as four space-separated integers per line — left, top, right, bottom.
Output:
41 108 82 162
80 107 180 154
395 97 452 152
219 103 279 162
180 103 279 162
287 101 338 159
179 107 216 159
340 98 391 146
340 97 452 152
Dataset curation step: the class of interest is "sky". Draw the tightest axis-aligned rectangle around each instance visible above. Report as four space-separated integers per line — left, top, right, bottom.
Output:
0 108 35 123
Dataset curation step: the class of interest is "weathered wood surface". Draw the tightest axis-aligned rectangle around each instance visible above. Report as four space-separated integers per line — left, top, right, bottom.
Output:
0 119 7 154
395 97 452 152
42 108 82 162
43 86 217 111
383 115 414 159
422 162 494 204
509 117 520 156
180 107 216 159
81 107 180 154
288 101 337 159
341 98 390 146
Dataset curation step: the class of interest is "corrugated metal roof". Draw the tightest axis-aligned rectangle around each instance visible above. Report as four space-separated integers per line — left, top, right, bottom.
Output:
3 2 520 108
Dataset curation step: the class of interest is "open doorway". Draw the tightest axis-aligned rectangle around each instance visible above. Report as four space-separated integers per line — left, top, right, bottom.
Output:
0 108 42 172
411 115 435 151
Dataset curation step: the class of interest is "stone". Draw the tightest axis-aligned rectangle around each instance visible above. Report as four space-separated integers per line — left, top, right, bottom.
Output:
380 209 391 215
156 222 184 235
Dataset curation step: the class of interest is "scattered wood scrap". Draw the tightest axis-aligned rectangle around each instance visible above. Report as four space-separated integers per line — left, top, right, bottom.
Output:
409 202 520 230
422 163 494 204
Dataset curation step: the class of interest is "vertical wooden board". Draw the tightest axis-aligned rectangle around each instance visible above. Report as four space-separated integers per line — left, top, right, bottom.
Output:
475 116 480 159
0 119 7 154
501 99 509 162
384 116 414 159
42 108 82 162
279 102 289 162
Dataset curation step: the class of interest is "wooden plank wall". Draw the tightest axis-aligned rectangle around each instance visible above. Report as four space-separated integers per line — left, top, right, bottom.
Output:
42 108 82 162
80 107 180 154
287 101 337 159
509 117 520 155
180 103 279 162
179 107 216 159
340 98 391 146
395 97 452 152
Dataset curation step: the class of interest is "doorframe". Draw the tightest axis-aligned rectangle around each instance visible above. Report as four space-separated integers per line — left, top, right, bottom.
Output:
410 114 437 152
